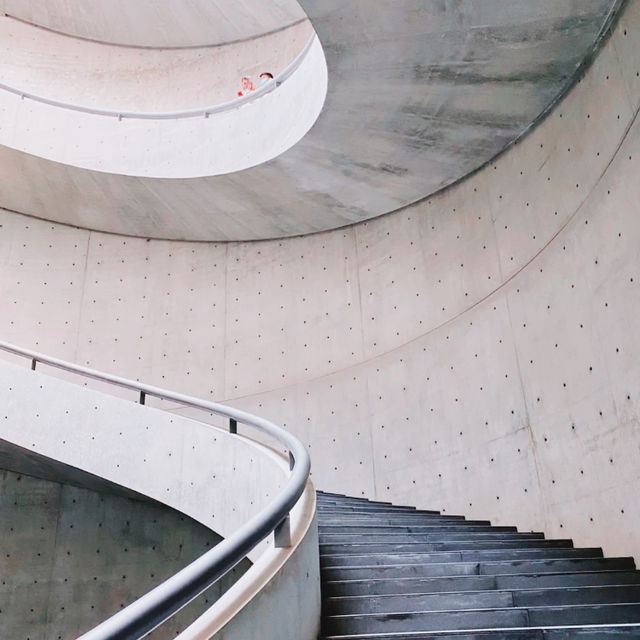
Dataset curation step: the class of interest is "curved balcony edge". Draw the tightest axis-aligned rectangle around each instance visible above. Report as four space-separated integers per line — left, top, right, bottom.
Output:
0 33 317 120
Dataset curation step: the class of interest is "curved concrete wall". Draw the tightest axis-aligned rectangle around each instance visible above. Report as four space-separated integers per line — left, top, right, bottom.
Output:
0 468 243 638
1 0 639 563
0 16 313 111
0 34 326 178
1 0 306 48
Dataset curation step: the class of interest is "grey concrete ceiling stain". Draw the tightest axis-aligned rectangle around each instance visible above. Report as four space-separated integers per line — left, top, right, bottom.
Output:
0 0 625 239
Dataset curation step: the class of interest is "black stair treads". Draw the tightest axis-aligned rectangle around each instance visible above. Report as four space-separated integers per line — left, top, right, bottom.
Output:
319 515 470 524
316 492 640 640
320 549 604 567
320 533 547 544
319 525 517 534
324 604 640 635
318 507 439 515
322 558 635 582
322 573 640 598
320 540 575 554
324 586 640 616
321 625 640 639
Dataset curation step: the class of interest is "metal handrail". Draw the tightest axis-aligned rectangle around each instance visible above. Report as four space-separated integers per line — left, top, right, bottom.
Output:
0 340 311 640
0 34 315 120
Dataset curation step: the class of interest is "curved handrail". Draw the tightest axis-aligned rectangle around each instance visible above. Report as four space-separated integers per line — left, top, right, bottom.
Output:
0 34 316 120
0 340 311 640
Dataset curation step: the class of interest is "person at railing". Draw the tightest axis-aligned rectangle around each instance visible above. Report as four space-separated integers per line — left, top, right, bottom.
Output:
259 72 274 86
237 76 255 97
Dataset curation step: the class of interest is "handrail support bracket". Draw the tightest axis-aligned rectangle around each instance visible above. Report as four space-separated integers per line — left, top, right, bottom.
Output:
274 514 291 548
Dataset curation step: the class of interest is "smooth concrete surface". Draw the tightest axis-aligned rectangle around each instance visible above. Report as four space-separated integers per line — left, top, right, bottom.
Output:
1 1 639 563
0 468 246 639
0 359 320 639
0 437 155 501
181 489 320 640
0 1 623 238
0 34 326 179
0 0 307 48
0 16 313 111
0 359 286 558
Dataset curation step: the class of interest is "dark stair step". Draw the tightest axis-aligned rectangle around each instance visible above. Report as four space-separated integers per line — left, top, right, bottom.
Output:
317 501 419 508
324 589 515 615
320 624 640 639
322 559 636 582
323 607 530 635
320 540 575 555
323 603 640 636
318 507 442 515
322 571 640 598
517 586 640 608
317 491 379 499
319 524 511 534
324 586 640 616
530 604 640 626
319 515 469 524
317 498 399 508
319 532 546 544
544 626 640 639
320 549 603 567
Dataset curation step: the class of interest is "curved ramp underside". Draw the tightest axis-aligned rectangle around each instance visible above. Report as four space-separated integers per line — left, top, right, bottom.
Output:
0 0 624 239
0 0 307 48
0 452 240 639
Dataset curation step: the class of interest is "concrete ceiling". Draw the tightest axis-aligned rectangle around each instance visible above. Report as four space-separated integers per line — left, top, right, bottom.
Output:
0 0 625 240
0 17 313 111
1 0 306 47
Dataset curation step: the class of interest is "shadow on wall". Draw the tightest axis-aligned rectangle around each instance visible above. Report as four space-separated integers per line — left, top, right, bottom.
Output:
0 465 249 639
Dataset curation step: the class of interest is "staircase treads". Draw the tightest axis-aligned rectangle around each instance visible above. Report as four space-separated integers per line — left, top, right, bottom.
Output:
320 540 575 555
323 604 640 636
322 558 635 582
319 525 516 534
316 492 640 639
320 549 603 567
324 586 640 616
319 533 547 544
319 516 470 524
320 623 640 640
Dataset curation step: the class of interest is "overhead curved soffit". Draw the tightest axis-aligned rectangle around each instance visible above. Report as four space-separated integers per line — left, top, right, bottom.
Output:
0 0 627 240
1 0 307 48
0 17 326 179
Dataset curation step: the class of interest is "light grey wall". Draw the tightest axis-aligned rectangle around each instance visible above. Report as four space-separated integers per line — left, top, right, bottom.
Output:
0 468 247 639
0 0 639 562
